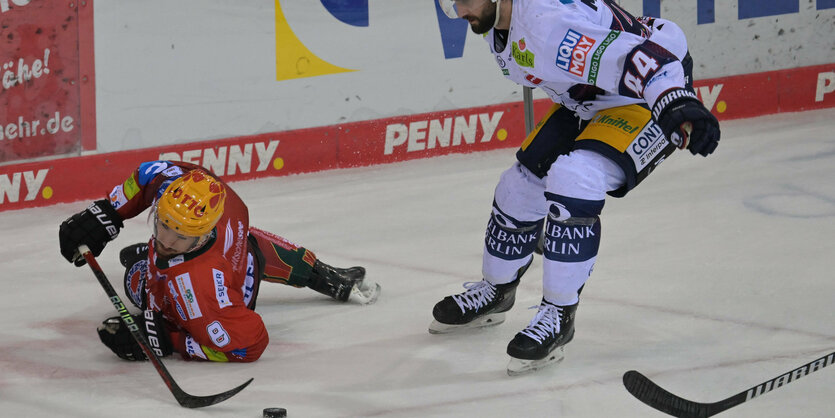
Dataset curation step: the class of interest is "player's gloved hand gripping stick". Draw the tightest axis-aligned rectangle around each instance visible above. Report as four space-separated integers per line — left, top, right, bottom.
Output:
78 245 253 408
652 88 721 157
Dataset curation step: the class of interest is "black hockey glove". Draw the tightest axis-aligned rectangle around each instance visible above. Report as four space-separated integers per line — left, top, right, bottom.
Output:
59 199 123 266
119 242 149 268
652 88 721 157
97 310 173 361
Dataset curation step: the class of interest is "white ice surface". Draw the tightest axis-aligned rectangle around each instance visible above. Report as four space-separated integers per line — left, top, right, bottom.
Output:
1 109 834 417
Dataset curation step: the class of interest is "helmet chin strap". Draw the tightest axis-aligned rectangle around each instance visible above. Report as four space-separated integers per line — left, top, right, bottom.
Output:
493 0 502 28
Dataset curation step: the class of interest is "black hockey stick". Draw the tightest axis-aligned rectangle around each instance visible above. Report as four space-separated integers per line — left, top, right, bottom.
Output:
79 245 253 408
623 350 834 417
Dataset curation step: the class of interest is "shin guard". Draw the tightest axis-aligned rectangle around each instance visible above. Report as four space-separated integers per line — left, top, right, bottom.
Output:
485 203 544 260
542 194 604 263
484 202 544 272
542 194 604 305
483 203 543 284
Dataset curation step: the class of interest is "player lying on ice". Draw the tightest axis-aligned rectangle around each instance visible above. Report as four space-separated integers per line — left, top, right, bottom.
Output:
431 0 720 375
59 161 380 362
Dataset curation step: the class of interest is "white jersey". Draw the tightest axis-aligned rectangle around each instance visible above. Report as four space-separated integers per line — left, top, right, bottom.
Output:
486 0 689 119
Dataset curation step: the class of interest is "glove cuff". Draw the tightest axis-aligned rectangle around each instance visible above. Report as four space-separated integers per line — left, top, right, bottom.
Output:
651 88 699 121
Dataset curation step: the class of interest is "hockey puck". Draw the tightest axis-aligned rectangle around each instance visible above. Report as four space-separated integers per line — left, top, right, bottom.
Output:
263 407 287 418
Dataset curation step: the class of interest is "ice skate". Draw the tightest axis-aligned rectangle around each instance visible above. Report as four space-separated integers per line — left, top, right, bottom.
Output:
308 260 380 304
429 260 531 334
428 278 520 334
506 299 577 376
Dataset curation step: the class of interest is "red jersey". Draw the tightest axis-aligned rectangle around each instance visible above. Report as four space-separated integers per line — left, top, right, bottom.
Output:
108 161 267 362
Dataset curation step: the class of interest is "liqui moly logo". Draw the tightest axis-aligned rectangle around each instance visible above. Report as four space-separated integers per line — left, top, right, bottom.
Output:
556 30 596 77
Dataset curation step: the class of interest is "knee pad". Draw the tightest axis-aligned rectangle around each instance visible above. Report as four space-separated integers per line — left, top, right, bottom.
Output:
493 162 548 221
542 193 604 262
485 202 544 261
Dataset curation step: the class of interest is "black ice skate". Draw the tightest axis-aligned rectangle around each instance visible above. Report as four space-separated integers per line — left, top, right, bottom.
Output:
428 278 522 334
506 299 577 376
307 260 380 304
429 260 531 334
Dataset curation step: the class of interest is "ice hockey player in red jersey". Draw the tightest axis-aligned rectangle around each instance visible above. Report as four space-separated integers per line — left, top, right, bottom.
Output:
432 0 720 375
59 160 380 362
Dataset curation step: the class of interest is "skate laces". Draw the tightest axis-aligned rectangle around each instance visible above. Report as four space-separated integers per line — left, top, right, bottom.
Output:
452 281 497 314
520 302 562 343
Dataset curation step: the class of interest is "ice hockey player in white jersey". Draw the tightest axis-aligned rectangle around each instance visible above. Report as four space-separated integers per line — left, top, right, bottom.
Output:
431 0 720 375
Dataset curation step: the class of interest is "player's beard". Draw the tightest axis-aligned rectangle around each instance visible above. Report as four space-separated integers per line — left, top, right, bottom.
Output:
154 239 179 258
467 2 497 34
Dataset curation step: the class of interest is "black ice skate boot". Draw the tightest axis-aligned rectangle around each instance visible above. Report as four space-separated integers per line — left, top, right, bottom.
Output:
506 299 577 376
307 260 380 304
428 260 531 334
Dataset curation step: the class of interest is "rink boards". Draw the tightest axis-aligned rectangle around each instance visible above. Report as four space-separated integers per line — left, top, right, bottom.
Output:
1 61 834 212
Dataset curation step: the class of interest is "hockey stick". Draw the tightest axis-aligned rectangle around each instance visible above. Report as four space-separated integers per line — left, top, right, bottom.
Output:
523 86 535 135
623 350 834 417
79 245 253 408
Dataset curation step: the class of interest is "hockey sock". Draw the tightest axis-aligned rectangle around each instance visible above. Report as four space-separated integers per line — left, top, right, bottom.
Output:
250 227 317 287
483 201 544 284
541 193 603 305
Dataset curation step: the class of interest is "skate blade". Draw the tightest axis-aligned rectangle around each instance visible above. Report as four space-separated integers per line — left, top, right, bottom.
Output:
351 281 381 305
428 312 506 334
506 347 565 376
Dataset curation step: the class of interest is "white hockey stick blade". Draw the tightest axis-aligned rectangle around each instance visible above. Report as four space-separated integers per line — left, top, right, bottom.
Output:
507 346 566 376
428 312 507 334
351 281 381 305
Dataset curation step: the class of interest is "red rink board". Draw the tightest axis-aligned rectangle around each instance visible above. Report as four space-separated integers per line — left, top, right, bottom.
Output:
692 63 835 119
1 63 833 212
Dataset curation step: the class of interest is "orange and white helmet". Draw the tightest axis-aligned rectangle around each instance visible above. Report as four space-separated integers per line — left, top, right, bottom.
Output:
155 169 226 237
